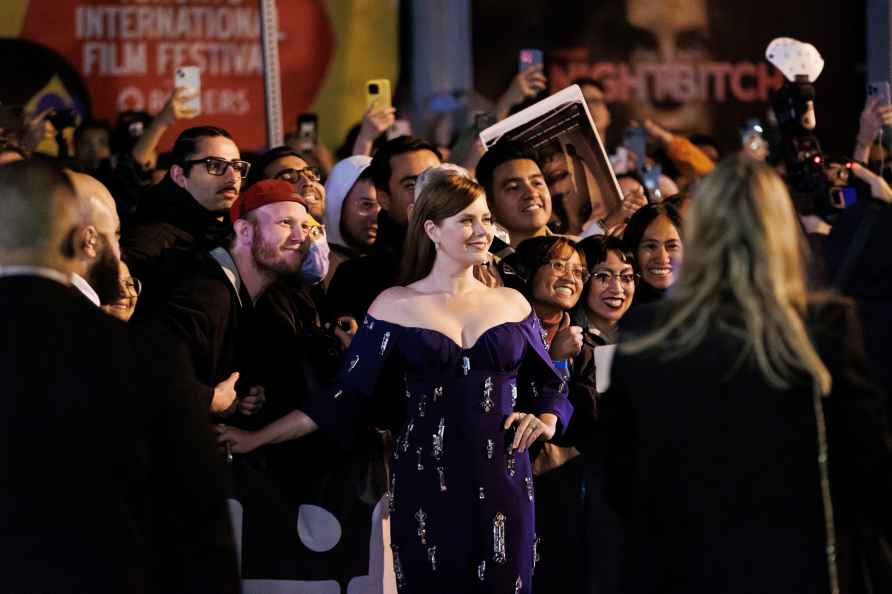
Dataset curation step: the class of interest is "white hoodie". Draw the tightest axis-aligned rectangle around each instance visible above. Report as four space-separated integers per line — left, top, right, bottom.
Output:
322 155 373 250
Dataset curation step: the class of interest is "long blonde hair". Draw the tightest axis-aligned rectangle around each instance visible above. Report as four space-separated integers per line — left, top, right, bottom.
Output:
623 156 832 395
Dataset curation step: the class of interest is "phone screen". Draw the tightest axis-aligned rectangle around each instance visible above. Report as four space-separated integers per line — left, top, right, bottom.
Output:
867 81 892 107
624 127 647 169
519 49 544 73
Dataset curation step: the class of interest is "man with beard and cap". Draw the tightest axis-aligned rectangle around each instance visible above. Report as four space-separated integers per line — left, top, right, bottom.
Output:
326 135 441 322
122 126 249 300
66 170 123 306
1 159 239 593
322 154 379 286
141 179 310 416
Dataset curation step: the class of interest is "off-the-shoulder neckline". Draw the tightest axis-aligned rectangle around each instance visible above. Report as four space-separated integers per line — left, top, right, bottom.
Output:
365 311 536 351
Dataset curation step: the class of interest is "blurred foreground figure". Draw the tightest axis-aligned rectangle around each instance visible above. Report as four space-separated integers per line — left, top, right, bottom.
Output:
0 159 238 593
605 156 892 594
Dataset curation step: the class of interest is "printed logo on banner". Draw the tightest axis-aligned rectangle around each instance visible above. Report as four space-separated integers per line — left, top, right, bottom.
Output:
15 0 335 149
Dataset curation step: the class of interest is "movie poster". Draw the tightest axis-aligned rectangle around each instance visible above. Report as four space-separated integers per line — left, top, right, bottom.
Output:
472 0 866 155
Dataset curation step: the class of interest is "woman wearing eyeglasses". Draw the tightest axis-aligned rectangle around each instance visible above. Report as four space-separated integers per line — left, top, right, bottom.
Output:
101 260 141 322
604 156 892 594
511 236 609 594
576 235 638 345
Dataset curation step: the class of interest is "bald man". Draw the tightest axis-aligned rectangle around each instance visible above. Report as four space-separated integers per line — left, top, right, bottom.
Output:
0 159 239 593
66 171 122 305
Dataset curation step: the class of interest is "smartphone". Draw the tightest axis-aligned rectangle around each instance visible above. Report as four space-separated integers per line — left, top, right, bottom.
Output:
641 162 662 204
867 80 892 107
519 48 544 73
474 111 497 136
387 119 411 140
623 126 647 170
366 79 392 111
296 113 318 150
175 66 202 115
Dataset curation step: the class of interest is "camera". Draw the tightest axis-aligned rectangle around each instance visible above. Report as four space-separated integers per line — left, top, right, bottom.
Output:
47 108 77 130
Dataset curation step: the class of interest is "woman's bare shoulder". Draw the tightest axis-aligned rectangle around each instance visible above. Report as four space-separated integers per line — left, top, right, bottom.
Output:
486 286 533 320
367 286 419 322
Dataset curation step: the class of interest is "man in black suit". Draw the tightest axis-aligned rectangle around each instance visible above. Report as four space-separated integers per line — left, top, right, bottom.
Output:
0 160 239 593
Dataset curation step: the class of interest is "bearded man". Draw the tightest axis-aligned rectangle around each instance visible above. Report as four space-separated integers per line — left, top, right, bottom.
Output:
138 179 311 416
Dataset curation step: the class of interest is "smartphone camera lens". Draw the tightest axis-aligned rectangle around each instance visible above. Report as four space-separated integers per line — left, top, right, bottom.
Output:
369 84 379 94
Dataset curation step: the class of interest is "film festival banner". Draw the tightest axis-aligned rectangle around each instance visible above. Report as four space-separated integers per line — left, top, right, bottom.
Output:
1 0 398 151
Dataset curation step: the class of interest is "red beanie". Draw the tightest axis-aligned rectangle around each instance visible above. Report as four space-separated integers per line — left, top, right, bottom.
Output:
229 179 309 224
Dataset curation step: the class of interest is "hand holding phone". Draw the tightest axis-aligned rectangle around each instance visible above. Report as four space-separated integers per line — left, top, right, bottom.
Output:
296 113 318 151
519 49 544 73
366 79 392 112
867 81 892 108
175 66 202 116
623 126 647 171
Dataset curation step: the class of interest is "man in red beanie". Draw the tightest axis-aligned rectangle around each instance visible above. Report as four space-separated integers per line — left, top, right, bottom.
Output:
138 179 313 416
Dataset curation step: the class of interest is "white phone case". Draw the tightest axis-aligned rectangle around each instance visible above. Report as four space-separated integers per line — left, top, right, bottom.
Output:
175 66 202 115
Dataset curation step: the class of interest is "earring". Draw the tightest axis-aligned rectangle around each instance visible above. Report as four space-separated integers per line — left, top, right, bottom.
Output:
434 241 440 251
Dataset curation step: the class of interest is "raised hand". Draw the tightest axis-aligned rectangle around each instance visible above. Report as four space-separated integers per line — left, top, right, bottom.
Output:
548 312 583 361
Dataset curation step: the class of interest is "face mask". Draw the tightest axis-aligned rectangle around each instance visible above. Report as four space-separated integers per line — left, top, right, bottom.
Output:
300 233 330 285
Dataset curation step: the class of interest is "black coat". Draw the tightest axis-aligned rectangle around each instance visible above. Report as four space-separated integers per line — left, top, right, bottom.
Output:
135 248 254 410
0 275 239 593
824 198 892 405
325 209 405 321
121 177 231 299
603 296 892 594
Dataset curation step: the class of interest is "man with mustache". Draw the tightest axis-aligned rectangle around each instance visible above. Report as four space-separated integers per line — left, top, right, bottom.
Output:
122 126 249 299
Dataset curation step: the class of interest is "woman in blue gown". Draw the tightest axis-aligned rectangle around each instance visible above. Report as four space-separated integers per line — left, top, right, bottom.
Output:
219 167 572 593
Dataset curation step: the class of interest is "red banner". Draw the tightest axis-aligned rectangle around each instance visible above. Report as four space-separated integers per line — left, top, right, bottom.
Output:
13 0 334 150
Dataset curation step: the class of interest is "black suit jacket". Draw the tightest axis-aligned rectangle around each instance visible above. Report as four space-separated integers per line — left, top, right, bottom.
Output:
604 295 891 594
0 275 239 593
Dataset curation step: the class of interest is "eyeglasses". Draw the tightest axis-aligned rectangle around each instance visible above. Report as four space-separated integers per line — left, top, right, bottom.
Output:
274 166 321 184
591 271 638 286
122 277 142 297
546 259 590 283
182 157 251 178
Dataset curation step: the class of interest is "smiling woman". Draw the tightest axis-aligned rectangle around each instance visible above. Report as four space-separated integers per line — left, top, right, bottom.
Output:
622 202 683 307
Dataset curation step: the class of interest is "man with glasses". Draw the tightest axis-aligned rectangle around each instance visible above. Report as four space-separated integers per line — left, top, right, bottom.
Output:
122 126 249 298
248 145 326 222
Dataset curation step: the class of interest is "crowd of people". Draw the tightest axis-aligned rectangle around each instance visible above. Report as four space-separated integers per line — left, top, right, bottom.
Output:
2 62 891 594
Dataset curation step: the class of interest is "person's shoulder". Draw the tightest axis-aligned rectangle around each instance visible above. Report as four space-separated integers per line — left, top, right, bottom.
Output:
367 286 417 320
488 286 533 319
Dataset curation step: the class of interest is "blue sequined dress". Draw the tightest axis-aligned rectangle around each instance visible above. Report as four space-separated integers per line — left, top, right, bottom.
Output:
303 312 573 593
